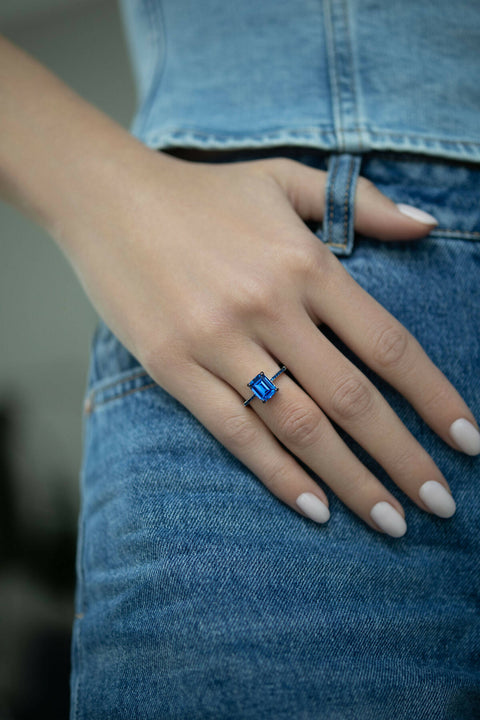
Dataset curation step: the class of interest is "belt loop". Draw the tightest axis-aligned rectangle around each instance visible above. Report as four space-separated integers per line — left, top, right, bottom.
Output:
318 152 362 256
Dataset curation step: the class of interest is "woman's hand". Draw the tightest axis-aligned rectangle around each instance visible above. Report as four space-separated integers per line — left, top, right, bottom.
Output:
2 34 476 536
66 151 479 537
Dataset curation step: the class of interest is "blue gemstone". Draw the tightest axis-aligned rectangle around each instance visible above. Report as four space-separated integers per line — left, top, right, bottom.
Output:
248 372 278 402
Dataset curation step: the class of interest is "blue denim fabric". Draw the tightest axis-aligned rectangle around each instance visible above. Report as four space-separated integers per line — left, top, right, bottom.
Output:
70 149 480 719
118 0 480 163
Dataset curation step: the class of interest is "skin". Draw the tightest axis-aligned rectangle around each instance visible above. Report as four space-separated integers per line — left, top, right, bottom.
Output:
1 34 477 535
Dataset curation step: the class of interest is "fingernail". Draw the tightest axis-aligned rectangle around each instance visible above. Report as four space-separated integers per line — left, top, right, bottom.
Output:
449 418 480 456
296 493 330 523
396 203 438 225
370 501 407 538
419 481 456 518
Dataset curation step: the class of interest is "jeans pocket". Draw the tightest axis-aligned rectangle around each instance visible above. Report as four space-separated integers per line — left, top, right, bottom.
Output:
83 366 157 415
83 319 155 414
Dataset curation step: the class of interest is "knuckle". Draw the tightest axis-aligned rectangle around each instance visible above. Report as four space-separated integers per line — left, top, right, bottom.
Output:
331 375 374 421
371 324 410 370
221 412 258 451
230 274 282 324
297 241 333 284
390 447 420 478
280 242 312 276
305 244 342 294
422 383 452 415
277 403 323 448
248 156 297 184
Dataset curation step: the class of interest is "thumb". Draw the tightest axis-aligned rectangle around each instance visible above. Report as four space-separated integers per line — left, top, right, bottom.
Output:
265 158 438 242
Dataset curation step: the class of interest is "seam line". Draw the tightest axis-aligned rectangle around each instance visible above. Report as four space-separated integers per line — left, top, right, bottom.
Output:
90 368 149 397
342 156 356 249
327 156 340 244
90 381 158 412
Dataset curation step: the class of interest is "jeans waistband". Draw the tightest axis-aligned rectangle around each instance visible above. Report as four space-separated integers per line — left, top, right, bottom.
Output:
164 146 480 253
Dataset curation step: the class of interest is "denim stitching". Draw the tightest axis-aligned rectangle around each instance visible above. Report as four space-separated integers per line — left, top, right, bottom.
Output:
326 156 340 246
341 0 364 151
327 241 350 249
139 0 167 137
71 513 87 720
324 0 342 150
87 381 158 414
91 368 149 396
342 156 356 250
430 229 480 239
146 126 480 148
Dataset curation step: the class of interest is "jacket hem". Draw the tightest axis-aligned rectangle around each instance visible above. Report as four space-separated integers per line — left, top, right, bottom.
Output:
133 125 480 164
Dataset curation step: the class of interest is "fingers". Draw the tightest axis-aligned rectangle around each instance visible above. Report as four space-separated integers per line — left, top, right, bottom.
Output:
191 342 410 537
259 156 438 241
139 157 473 540
353 179 438 240
170 360 332 526
265 154 479 463
260 310 457 519
306 254 480 457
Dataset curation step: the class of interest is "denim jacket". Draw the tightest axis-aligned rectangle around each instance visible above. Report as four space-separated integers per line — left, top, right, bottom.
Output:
118 0 480 163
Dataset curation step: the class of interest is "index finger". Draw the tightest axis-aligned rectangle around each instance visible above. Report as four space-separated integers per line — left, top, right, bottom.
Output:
307 252 480 456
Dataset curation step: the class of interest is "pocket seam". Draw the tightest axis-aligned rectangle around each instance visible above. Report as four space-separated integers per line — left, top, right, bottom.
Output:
89 367 149 394
84 368 156 414
430 228 480 241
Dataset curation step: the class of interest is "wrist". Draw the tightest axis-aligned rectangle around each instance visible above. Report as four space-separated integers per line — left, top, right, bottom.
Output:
0 34 170 252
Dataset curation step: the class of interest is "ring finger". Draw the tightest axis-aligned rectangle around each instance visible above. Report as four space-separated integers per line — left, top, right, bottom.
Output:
195 342 409 536
259 308 456 518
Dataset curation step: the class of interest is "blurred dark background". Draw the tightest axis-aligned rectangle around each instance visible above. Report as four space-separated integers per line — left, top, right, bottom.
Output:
0 1 136 716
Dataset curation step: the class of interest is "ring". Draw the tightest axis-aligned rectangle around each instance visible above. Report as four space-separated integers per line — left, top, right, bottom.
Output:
243 365 287 406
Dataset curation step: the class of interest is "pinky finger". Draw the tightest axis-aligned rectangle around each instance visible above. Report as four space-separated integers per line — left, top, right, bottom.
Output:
174 363 331 525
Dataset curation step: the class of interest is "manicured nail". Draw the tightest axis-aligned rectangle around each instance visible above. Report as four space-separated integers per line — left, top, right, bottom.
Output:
396 203 438 225
370 502 407 538
419 481 456 518
449 418 480 456
296 493 330 523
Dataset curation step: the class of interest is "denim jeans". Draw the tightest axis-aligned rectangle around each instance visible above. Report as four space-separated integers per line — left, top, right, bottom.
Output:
70 149 480 720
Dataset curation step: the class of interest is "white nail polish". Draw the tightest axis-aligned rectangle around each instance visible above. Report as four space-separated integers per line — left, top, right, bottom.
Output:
396 203 438 225
449 418 480 456
296 493 330 524
419 481 456 518
370 502 407 538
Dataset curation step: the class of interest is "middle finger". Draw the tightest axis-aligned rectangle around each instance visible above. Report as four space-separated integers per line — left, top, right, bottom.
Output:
260 308 455 517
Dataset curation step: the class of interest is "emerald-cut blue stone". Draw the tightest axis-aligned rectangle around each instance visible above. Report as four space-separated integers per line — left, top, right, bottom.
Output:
248 372 277 402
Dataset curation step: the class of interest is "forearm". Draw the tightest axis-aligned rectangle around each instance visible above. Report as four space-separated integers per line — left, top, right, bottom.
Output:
0 33 163 254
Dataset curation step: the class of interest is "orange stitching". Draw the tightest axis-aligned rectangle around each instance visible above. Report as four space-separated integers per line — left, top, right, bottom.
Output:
91 368 149 396
92 381 158 410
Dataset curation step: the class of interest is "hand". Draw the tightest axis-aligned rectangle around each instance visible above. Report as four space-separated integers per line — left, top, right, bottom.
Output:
68 152 479 537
